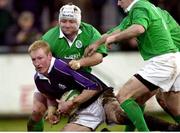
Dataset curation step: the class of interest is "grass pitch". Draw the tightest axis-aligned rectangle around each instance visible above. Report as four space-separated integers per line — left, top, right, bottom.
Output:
0 112 175 131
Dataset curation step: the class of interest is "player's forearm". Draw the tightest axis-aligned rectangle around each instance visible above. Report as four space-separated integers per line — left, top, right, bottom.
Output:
94 34 109 47
96 30 121 46
47 106 57 115
110 29 122 36
47 97 58 107
72 89 99 106
113 24 145 43
79 53 103 67
47 97 57 115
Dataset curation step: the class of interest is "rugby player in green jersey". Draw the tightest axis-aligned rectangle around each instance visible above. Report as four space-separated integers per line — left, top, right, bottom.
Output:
106 7 180 131
85 0 180 131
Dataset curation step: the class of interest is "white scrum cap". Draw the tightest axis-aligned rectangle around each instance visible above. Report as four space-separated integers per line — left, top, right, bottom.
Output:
59 4 81 27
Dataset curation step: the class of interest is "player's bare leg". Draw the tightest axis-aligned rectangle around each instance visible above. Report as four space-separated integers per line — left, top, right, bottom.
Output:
102 89 125 124
115 76 153 131
135 89 158 105
61 123 92 131
103 91 180 131
104 100 126 124
27 92 47 131
156 91 180 124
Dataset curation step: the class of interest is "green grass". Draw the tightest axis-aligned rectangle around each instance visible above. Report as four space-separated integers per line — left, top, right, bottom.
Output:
0 112 175 131
0 116 123 131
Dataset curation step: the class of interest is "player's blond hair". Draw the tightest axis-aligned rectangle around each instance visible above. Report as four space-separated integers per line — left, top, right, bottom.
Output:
28 40 51 55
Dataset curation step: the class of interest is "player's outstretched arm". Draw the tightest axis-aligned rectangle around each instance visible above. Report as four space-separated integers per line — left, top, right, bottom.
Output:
84 34 108 57
69 53 103 70
105 24 145 46
84 29 122 57
57 90 99 115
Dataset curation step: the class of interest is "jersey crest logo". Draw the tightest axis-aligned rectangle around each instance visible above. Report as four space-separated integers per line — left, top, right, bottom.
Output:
58 83 66 90
75 40 82 48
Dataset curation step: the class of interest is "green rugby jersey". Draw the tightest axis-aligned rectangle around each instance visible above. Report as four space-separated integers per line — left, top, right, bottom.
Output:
157 8 180 50
107 16 131 34
42 22 107 72
107 6 180 54
122 0 178 60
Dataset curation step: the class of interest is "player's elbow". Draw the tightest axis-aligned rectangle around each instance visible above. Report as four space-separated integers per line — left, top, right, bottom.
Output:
135 24 145 35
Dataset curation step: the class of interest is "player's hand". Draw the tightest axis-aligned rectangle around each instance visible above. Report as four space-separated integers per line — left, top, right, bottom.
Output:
84 43 99 57
45 106 60 125
45 113 60 125
56 99 74 115
69 60 81 70
105 36 116 49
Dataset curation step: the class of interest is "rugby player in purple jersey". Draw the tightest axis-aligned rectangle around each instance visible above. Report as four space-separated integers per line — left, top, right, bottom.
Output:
28 40 111 131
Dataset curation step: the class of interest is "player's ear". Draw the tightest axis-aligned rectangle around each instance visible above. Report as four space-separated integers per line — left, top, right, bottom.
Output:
48 52 52 58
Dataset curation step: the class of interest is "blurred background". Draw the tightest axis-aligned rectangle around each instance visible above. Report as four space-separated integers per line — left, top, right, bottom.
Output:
0 0 179 131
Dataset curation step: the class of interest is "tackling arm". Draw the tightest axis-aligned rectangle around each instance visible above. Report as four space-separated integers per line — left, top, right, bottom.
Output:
106 24 145 45
84 29 121 57
69 29 124 69
72 89 99 107
56 89 99 115
46 97 59 124
69 52 103 70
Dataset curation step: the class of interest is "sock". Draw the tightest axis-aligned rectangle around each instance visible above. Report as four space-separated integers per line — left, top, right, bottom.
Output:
124 104 145 131
27 117 44 131
120 99 149 131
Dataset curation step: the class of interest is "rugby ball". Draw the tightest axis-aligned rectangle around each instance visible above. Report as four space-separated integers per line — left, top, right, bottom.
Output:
60 89 80 115
61 89 80 101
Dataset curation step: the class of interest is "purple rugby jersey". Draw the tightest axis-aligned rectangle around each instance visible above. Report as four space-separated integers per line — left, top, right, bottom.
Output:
34 58 109 99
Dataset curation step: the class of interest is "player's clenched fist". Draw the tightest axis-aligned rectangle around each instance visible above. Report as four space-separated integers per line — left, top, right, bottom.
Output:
69 60 81 70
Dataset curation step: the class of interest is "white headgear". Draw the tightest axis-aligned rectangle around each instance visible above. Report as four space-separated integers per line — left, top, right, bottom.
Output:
59 4 81 28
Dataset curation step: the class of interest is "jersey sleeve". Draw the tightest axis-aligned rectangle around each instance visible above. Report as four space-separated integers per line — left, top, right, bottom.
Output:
106 17 131 34
90 26 108 57
68 68 100 90
130 7 150 30
55 59 100 90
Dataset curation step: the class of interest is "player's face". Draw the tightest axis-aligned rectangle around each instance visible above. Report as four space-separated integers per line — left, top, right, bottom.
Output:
117 0 131 11
59 19 78 37
30 48 51 75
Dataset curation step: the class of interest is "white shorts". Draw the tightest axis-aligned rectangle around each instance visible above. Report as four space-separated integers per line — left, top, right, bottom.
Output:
137 52 180 92
70 97 105 130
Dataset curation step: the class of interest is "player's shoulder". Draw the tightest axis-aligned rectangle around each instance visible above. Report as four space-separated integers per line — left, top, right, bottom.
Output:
80 22 96 30
42 26 59 38
132 0 152 11
54 58 70 71
80 22 100 35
